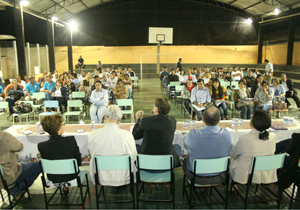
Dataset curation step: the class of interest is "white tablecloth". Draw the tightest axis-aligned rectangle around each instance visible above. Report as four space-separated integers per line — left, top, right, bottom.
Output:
5 120 300 161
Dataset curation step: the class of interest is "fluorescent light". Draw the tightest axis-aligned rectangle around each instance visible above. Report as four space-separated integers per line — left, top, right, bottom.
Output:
247 18 253 24
275 8 280 15
19 0 29 6
68 21 77 29
51 16 58 21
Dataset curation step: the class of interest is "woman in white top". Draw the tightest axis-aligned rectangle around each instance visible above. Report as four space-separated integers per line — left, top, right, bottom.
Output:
178 70 185 84
230 109 277 184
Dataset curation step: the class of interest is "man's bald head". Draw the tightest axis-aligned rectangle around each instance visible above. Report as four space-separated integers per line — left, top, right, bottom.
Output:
202 106 221 126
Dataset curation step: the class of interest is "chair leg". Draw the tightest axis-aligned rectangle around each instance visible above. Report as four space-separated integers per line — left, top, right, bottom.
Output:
244 183 250 209
277 188 282 209
289 183 296 209
79 185 85 209
188 181 193 208
95 184 99 209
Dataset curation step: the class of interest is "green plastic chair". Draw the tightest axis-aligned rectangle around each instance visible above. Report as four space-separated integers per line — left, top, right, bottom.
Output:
231 153 287 209
93 155 135 209
220 81 231 89
136 154 175 209
39 100 60 121
71 91 85 99
39 159 90 209
175 85 183 110
116 99 133 122
231 81 239 89
63 100 83 122
131 76 139 91
0 163 31 208
0 101 9 116
32 92 45 112
183 156 230 209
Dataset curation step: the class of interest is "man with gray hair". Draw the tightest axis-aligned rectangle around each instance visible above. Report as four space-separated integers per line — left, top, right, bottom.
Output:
88 105 137 186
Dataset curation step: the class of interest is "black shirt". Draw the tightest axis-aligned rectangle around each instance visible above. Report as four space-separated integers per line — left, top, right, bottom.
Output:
8 87 23 101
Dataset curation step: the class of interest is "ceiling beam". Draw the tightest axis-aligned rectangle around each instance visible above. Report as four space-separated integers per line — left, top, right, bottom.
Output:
79 0 89 9
228 0 237 5
242 1 262 11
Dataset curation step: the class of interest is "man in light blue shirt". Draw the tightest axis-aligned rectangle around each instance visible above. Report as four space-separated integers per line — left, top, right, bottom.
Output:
90 81 108 124
70 73 80 89
43 75 56 100
183 106 232 185
25 76 40 101
190 79 211 121
183 69 197 83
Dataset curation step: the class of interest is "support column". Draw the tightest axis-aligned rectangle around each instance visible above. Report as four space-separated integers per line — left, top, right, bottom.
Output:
36 43 40 67
26 42 31 75
13 7 26 78
45 45 50 71
68 28 73 71
286 17 295 65
13 41 19 75
156 42 161 74
47 21 56 72
257 25 264 64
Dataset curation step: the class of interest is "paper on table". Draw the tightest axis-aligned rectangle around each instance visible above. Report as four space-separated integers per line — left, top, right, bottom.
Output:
192 104 205 111
130 126 134 132
22 131 33 135
244 98 253 101
225 127 236 132
215 100 224 106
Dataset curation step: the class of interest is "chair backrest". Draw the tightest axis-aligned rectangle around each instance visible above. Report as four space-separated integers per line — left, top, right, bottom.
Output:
116 99 133 106
221 81 231 89
170 81 181 87
32 92 45 99
44 100 59 108
137 154 173 170
193 156 230 174
67 100 83 108
40 159 79 175
0 101 9 109
231 81 239 88
94 155 131 171
131 76 138 81
71 91 85 98
219 79 224 83
175 85 182 92
251 153 286 172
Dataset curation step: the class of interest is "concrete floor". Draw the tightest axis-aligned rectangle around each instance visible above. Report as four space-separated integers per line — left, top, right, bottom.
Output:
1 78 300 209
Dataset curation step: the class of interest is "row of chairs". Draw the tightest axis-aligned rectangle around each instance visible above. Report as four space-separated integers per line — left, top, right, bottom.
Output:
1 153 298 209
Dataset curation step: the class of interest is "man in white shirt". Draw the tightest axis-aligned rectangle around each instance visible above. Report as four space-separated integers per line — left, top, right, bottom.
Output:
90 81 108 124
265 59 273 84
231 67 242 81
16 75 27 91
88 105 137 186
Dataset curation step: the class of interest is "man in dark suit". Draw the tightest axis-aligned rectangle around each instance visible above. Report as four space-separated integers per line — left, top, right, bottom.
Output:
177 58 182 71
132 98 180 167
280 73 300 110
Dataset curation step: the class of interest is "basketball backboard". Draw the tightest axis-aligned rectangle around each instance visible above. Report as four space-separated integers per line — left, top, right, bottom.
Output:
148 27 173 44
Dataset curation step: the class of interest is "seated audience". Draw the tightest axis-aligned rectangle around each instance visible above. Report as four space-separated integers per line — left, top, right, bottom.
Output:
167 68 179 97
101 74 109 88
63 76 75 99
70 73 80 89
51 79 67 112
244 71 255 88
40 71 48 84
90 81 108 124
78 71 86 84
178 70 185 84
0 131 41 198
211 79 229 120
231 66 242 81
184 68 197 83
211 68 217 78
160 66 169 86
6 79 24 114
184 106 232 185
203 71 211 84
224 67 231 81
133 98 180 168
175 67 180 76
128 66 135 77
254 80 274 113
233 80 252 119
79 80 90 103
16 75 26 91
4 80 24 98
92 68 100 78
88 105 137 185
38 114 81 195
86 73 95 87
0 85 3 101
280 73 300 110
43 75 56 100
52 73 59 83
76 55 85 69
181 76 195 119
118 68 128 81
25 76 40 101
204 78 213 95
191 79 211 121
123 74 132 99
96 60 102 72
250 74 263 98
253 68 261 78
114 79 127 99
230 110 276 184
91 76 101 92
270 78 285 102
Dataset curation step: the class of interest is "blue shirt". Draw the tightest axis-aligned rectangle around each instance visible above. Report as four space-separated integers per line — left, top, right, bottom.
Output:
190 86 211 105
270 84 285 97
90 89 108 107
184 126 232 175
25 82 40 95
0 86 3 94
43 81 56 91
71 78 80 87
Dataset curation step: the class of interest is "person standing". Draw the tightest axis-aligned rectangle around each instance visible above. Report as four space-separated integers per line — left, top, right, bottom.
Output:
265 59 273 84
280 73 300 110
177 58 182 71
133 98 180 168
90 81 108 124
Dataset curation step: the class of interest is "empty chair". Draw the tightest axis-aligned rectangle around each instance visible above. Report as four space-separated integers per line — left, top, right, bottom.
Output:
39 100 60 121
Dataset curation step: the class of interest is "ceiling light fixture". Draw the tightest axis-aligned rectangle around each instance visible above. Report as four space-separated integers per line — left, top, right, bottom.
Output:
19 0 29 6
247 18 253 24
68 21 77 29
275 8 280 15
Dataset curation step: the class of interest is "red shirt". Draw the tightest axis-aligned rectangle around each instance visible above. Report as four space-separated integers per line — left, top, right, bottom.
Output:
187 84 194 92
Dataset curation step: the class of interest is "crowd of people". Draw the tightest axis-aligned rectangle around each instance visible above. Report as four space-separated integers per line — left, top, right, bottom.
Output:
161 59 300 119
0 65 136 123
0 98 298 205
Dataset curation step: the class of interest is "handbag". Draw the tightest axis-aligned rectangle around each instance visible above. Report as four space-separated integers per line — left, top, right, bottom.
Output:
236 99 253 108
273 101 287 110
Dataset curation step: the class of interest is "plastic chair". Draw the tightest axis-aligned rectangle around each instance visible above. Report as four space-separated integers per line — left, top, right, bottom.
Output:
63 100 83 122
220 81 231 89
136 154 175 209
0 101 9 117
231 153 287 209
93 155 135 209
174 85 183 109
283 159 300 209
231 81 239 89
182 157 230 209
116 99 134 122
39 159 90 209
0 163 31 208
71 91 87 114
39 100 60 121
131 76 139 91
